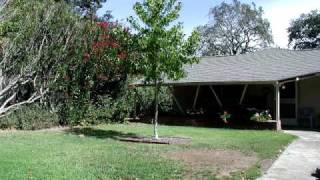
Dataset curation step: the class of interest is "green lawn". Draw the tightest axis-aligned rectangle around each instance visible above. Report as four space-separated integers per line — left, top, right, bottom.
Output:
0 123 295 180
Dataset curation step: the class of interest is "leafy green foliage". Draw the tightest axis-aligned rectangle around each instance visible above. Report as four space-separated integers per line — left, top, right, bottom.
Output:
128 0 199 137
59 80 136 126
0 0 84 116
82 87 136 125
57 20 137 125
128 0 199 82
64 0 107 18
0 0 80 83
0 0 137 123
198 0 273 56
288 10 320 49
0 104 59 130
59 77 175 127
135 86 174 115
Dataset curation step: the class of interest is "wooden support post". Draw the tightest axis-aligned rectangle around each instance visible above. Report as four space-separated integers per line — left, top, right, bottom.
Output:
209 85 223 108
172 94 185 115
169 87 185 115
192 85 200 109
275 82 282 131
295 81 299 127
239 84 248 105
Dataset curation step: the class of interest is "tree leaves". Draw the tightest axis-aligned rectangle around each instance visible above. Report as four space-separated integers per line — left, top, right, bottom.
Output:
64 0 107 18
128 0 199 83
288 10 320 50
198 0 273 56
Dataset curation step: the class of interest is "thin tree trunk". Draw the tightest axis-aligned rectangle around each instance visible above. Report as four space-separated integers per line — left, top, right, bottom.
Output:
133 89 137 120
153 79 159 139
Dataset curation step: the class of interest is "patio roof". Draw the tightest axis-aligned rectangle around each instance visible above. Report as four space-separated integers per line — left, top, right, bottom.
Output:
137 48 320 86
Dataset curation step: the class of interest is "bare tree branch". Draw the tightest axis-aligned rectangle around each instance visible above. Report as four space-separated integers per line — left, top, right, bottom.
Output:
0 88 48 116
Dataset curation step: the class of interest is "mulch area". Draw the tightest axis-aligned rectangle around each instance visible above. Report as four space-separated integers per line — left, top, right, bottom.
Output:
118 136 192 144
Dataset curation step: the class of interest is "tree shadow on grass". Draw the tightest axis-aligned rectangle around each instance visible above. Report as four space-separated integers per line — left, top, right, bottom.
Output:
65 127 138 141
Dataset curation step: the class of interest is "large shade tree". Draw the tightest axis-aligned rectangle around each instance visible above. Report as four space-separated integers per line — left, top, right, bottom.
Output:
0 0 83 116
288 10 320 50
64 0 108 18
128 0 199 138
0 0 135 119
198 0 273 56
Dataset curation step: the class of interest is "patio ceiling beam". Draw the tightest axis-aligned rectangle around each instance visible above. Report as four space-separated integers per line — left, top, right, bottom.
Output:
192 85 200 109
169 87 185 115
209 85 223 108
239 84 248 105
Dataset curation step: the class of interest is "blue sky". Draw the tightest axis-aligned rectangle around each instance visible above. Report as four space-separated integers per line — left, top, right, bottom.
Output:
98 0 320 48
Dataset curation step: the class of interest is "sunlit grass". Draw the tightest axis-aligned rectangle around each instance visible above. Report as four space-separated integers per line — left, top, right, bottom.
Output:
0 123 296 179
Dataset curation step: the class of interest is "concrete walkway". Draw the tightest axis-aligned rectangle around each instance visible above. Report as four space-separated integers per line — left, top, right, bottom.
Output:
259 130 320 180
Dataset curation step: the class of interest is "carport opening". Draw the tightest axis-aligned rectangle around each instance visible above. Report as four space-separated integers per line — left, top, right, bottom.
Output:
169 84 276 128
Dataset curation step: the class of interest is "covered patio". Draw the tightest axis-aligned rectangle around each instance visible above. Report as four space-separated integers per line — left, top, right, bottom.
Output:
142 48 320 130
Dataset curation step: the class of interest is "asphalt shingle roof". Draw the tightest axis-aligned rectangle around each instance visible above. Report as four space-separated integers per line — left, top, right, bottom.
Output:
161 48 320 85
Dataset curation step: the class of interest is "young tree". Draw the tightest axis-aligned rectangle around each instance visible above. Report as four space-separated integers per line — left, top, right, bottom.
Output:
128 0 199 138
198 0 273 56
288 10 320 50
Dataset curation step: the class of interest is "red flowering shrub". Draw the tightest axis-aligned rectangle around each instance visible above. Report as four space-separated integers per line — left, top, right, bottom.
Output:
82 20 133 77
59 19 137 125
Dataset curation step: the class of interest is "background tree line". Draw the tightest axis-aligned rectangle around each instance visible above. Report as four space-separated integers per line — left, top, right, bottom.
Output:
0 0 139 129
0 0 197 130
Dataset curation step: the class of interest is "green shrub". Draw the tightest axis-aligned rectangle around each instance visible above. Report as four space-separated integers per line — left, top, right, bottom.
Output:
0 105 59 130
57 79 174 126
135 86 174 115
84 95 134 124
58 99 92 126
59 87 136 126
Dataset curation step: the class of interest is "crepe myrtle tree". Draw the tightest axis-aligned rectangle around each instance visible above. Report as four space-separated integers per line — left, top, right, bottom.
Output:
59 19 137 124
0 0 82 116
128 0 200 138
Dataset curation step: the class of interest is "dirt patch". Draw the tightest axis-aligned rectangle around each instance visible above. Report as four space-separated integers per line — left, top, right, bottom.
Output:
259 158 274 173
164 149 259 178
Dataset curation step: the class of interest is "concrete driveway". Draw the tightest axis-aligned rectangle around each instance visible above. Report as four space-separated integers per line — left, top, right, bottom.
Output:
259 130 320 180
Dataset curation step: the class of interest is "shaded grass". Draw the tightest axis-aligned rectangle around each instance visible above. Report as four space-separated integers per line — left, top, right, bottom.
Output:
0 123 296 179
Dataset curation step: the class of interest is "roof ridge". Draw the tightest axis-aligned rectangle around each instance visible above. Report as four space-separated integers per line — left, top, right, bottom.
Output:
201 47 320 59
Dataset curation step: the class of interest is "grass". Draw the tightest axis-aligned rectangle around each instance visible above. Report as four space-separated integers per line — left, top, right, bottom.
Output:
0 123 296 180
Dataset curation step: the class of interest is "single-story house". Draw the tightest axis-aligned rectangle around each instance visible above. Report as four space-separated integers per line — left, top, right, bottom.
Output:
137 48 320 130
